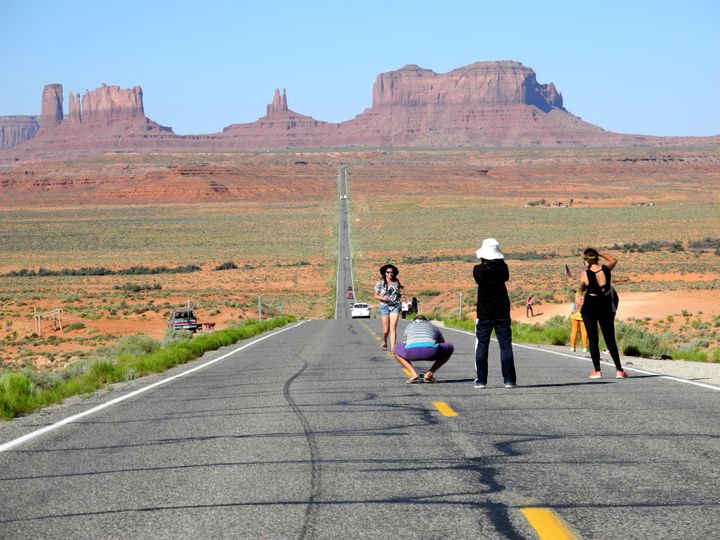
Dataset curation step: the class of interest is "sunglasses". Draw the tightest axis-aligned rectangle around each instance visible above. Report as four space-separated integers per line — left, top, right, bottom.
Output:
385 271 395 274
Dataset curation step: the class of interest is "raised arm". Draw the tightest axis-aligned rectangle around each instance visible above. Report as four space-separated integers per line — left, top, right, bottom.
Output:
599 252 618 271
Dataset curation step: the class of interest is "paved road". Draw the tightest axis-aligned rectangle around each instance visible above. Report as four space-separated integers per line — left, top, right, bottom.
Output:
334 166 354 320
1 320 719 539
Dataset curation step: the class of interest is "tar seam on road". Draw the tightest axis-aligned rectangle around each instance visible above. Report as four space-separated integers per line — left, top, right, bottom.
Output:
0 321 307 453
443 326 720 392
283 358 321 540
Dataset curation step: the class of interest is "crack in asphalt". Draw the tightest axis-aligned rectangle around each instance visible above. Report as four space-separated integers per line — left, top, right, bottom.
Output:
283 358 321 540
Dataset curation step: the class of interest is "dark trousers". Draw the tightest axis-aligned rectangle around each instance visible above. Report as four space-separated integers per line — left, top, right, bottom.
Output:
583 312 622 371
474 319 516 385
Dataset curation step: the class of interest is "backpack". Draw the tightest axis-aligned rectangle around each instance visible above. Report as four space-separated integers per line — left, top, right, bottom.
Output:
609 286 619 313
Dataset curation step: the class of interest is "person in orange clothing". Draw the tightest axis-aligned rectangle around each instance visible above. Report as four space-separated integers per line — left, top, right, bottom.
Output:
569 294 588 353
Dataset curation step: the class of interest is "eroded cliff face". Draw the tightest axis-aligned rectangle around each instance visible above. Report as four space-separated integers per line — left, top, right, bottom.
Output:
80 84 145 124
0 116 40 149
372 61 563 111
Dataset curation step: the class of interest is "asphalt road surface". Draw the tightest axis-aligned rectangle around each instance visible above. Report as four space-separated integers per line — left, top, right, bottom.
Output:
334 165 354 320
1 319 719 539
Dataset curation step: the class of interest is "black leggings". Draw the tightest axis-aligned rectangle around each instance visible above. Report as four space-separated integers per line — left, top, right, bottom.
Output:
583 311 622 371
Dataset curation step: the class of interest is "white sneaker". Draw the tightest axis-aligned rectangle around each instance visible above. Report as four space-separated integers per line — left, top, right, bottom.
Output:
473 380 486 389
570 347 576 352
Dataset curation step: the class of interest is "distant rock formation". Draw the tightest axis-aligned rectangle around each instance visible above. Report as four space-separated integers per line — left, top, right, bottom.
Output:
2 61 718 162
222 89 333 148
80 84 145 124
372 61 563 111
67 92 81 123
267 89 289 115
0 116 40 149
41 84 64 127
3 83 174 160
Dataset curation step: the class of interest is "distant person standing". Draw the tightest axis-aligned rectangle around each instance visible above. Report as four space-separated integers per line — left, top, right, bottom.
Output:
374 264 403 352
569 293 588 353
473 238 517 389
578 248 628 379
401 296 410 319
526 295 534 318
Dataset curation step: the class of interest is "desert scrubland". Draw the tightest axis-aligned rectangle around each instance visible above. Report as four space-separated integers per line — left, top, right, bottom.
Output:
1 146 719 369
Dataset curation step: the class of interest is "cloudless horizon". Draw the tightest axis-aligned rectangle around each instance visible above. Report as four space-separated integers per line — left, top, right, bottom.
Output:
1 0 718 137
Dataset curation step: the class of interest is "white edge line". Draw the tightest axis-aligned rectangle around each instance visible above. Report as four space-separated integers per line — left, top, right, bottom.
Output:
0 321 307 453
443 326 720 392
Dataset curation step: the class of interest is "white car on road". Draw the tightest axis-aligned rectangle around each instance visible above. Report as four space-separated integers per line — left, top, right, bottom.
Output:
350 302 371 318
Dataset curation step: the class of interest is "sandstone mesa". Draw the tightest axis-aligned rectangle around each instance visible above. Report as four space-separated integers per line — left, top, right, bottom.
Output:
1 60 718 161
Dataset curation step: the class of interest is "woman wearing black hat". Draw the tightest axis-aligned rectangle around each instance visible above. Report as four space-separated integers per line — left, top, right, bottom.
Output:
374 263 403 351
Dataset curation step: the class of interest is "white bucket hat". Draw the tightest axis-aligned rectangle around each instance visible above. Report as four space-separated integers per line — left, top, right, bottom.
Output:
476 238 504 260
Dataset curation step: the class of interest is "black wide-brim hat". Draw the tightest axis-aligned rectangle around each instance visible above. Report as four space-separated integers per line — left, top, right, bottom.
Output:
379 264 399 277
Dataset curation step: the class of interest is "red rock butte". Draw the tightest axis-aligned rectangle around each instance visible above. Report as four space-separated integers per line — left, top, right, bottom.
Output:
1 60 718 161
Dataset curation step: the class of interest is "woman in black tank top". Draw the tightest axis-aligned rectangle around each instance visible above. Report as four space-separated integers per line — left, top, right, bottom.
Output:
578 248 628 379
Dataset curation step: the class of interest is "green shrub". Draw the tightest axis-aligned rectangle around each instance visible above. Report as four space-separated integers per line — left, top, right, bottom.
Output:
445 316 570 346
0 373 35 418
64 322 86 333
58 359 93 381
512 318 569 346
623 344 642 357
113 283 162 292
113 334 161 357
213 262 238 271
615 321 664 358
163 329 194 346
418 290 441 297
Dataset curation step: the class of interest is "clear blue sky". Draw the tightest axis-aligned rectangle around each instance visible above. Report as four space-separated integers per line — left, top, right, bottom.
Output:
1 0 718 136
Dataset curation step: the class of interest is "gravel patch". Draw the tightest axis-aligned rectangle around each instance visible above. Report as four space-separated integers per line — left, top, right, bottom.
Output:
528 342 720 388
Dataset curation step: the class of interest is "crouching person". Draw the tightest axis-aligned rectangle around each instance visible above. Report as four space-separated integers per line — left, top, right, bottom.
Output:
393 315 454 384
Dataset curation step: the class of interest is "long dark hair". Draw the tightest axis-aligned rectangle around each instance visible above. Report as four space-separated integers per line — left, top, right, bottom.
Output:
382 274 403 290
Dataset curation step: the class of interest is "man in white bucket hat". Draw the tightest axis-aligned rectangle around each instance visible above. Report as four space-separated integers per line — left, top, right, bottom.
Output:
473 238 517 389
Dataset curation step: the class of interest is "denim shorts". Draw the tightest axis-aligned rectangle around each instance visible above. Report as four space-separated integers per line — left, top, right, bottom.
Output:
378 303 401 316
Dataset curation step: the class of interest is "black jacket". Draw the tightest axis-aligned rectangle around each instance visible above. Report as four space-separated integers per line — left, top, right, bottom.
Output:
473 259 511 320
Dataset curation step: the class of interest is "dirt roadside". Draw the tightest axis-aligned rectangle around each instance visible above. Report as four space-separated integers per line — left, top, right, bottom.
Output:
521 341 720 388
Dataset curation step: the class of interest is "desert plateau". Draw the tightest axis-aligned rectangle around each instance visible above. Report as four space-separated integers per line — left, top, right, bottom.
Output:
1 144 719 370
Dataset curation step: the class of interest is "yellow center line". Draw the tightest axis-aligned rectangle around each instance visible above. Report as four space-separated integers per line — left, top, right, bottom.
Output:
359 320 396 360
520 508 579 540
432 401 458 417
